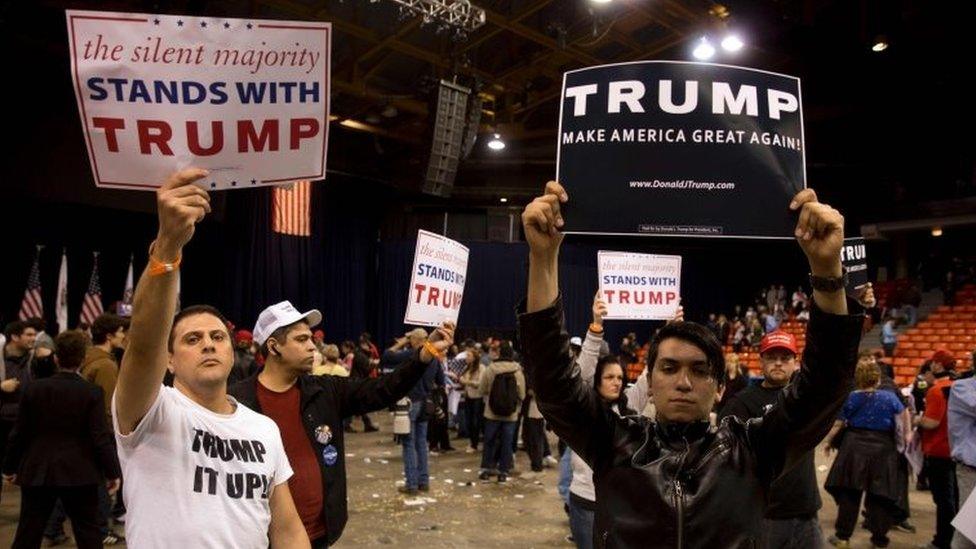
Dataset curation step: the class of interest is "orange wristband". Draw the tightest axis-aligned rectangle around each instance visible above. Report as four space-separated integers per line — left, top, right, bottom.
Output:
423 340 445 360
147 241 181 276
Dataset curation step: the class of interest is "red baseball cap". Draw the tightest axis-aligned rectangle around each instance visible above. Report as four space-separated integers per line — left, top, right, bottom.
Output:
234 329 253 344
759 330 798 355
930 348 955 369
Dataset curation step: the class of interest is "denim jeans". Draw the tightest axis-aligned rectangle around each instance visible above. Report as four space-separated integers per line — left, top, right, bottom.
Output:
401 400 429 489
568 497 595 549
558 449 572 505
481 419 516 473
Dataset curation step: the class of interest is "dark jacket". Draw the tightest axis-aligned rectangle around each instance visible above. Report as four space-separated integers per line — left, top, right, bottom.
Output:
349 349 372 379
1 351 33 421
228 349 431 546
2 371 120 486
718 384 822 519
382 347 443 401
519 297 862 549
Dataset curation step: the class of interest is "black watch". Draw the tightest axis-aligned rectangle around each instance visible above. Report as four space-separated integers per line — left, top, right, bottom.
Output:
808 272 848 292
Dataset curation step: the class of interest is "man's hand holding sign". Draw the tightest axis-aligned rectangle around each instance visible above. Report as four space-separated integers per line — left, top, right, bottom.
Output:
525 181 846 316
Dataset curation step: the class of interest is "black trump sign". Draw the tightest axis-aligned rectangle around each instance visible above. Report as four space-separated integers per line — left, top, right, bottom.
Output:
557 61 806 239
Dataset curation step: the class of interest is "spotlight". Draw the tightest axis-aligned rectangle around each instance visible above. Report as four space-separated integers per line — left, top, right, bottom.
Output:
931 227 943 237
721 34 743 52
499 197 508 203
871 40 888 52
487 133 506 151
692 37 715 60
590 0 613 4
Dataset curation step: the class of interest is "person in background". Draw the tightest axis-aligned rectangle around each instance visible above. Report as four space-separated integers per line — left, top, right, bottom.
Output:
720 330 824 548
881 316 898 357
313 345 348 377
915 349 958 549
823 357 910 549
343 341 378 433
718 353 749 415
478 341 525 483
458 349 484 453
948 373 976 549
2 330 121 549
228 329 258 385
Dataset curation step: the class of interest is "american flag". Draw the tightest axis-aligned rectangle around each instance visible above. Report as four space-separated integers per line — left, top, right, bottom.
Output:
18 247 44 320
271 180 312 237
79 252 104 326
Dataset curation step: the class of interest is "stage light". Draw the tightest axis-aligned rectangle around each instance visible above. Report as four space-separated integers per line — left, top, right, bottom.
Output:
487 133 506 151
872 35 889 52
931 227 943 237
499 197 508 203
692 37 715 60
721 34 743 52
590 0 613 4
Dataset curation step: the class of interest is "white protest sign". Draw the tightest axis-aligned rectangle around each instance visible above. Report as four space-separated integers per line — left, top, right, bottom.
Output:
66 10 330 190
404 230 469 328
598 251 681 320
953 486 976 544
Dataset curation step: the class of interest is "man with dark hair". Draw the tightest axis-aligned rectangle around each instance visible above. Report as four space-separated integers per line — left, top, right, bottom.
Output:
719 330 823 548
229 301 451 546
2 330 120 548
519 181 861 547
83 313 127 426
112 169 310 547
2 319 47 504
915 349 958 549
24 317 55 353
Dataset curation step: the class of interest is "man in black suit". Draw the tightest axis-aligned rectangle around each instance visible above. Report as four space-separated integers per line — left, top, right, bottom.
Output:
2 330 121 549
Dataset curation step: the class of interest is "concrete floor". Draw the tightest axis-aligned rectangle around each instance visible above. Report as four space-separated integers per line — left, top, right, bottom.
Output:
0 413 940 548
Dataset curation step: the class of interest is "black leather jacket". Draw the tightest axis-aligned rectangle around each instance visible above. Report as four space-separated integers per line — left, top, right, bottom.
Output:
519 297 862 548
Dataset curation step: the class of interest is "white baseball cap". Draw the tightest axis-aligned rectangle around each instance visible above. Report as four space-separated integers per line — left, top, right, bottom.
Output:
253 301 322 345
569 336 582 347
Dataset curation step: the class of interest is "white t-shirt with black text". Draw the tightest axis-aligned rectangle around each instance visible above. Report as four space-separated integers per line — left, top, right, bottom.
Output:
112 386 293 548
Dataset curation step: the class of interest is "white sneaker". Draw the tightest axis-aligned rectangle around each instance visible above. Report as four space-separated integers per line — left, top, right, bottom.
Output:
543 455 559 468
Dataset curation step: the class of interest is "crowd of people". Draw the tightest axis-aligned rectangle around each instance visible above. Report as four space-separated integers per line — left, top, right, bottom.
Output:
0 169 973 549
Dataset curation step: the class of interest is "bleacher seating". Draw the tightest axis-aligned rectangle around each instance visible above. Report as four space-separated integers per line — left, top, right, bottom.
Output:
891 283 976 386
874 279 913 310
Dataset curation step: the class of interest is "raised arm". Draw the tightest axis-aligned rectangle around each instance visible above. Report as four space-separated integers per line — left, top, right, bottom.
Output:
525 181 567 314
519 181 615 467
335 322 454 417
576 293 607 388
115 169 211 435
754 189 861 477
